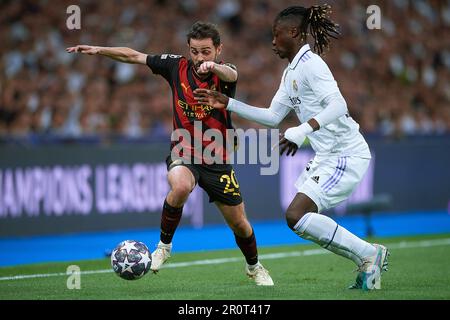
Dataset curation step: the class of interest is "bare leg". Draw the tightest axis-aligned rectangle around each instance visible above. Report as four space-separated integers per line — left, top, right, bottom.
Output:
166 166 196 207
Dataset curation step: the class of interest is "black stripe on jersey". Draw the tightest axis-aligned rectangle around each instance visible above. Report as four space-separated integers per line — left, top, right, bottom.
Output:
209 109 228 127
218 81 235 129
200 120 227 152
187 61 215 90
173 62 187 103
171 60 189 129
200 120 227 150
187 62 201 90
205 74 217 90
171 79 185 130
226 110 233 129
219 80 236 98
186 65 198 90
200 119 213 132
172 95 183 130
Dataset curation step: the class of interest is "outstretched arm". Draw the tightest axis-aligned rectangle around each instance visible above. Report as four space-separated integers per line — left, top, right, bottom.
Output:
194 89 290 128
194 88 301 157
66 45 147 64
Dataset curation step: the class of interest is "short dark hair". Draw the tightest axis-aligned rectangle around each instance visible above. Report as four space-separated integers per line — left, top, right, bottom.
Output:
186 21 221 47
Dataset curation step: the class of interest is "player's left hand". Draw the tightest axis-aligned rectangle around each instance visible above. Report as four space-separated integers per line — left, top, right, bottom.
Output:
197 61 215 74
193 88 229 109
284 126 307 149
278 133 299 156
282 122 314 150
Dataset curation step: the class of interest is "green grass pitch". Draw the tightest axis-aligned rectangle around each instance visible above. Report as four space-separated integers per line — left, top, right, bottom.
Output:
1 233 449 300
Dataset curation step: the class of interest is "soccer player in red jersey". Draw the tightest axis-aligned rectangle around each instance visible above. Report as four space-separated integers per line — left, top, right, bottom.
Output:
67 21 273 285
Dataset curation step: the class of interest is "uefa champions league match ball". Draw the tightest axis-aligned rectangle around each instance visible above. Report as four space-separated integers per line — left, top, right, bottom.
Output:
110 240 152 280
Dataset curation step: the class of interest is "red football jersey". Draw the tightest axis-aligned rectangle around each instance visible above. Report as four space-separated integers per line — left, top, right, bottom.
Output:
147 54 237 164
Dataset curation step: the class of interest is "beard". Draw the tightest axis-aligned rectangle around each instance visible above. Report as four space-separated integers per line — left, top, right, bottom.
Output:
195 61 203 69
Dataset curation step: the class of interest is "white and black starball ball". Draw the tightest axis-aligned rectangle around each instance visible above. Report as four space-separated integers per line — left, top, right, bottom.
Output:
111 240 152 280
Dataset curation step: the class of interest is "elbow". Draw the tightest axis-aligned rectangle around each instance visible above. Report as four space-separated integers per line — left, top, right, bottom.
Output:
337 97 348 117
315 95 348 128
331 92 348 115
222 67 238 82
263 123 277 129
225 71 238 83
230 71 238 82
263 112 284 128
127 49 144 64
268 120 280 129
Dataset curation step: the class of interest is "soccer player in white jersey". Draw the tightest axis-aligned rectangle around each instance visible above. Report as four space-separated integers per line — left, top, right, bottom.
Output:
194 5 389 290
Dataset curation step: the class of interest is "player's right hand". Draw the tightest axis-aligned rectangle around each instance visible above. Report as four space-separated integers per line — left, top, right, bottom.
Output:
197 61 215 75
193 88 229 109
66 45 100 55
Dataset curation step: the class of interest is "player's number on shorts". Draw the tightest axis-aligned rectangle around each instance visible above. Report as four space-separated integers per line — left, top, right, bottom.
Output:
220 170 240 196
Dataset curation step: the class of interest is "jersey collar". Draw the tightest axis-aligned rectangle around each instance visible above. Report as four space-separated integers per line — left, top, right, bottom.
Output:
288 44 311 70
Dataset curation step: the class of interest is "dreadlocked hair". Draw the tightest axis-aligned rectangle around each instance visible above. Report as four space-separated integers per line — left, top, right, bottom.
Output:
275 4 340 55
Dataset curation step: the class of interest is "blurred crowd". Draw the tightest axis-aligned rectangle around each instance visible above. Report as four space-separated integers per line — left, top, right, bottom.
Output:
0 0 449 144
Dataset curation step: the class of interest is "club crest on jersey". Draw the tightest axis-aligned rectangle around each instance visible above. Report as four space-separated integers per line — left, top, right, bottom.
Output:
293 80 298 92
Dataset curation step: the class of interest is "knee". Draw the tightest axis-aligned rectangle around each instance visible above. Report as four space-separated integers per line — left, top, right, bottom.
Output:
285 194 318 230
229 217 250 234
285 208 308 230
170 182 193 201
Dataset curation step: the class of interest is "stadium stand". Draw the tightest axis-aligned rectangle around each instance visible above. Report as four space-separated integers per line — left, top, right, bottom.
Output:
1 0 449 144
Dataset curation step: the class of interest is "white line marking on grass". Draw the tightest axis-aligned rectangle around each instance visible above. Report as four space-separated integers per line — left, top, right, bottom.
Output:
1 237 449 281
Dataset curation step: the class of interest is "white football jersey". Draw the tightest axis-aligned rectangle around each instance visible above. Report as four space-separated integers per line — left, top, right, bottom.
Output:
272 44 371 159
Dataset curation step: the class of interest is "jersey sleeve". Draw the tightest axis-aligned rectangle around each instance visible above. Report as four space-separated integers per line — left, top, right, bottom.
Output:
219 62 238 98
223 62 237 71
303 58 341 103
146 54 183 82
220 81 237 98
272 70 294 109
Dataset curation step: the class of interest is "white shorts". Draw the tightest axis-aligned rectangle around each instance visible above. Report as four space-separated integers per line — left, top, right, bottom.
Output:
294 155 371 213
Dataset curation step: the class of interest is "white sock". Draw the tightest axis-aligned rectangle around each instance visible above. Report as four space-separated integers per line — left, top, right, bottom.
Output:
158 240 172 248
247 262 261 271
293 212 376 266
